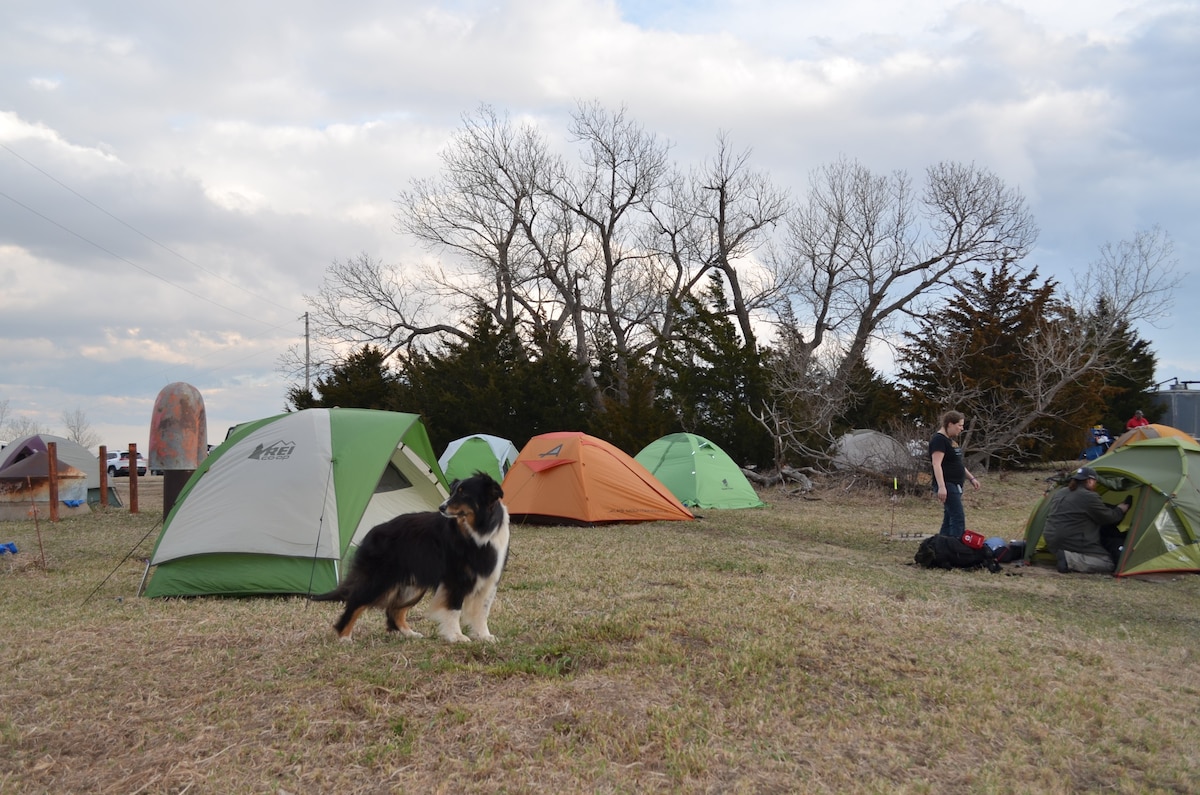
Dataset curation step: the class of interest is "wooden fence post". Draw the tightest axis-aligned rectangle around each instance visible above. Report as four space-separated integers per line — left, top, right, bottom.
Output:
47 441 60 522
128 442 139 514
98 444 109 508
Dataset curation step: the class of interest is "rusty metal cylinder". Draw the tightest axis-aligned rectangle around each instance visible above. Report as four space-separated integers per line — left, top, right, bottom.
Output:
148 382 208 516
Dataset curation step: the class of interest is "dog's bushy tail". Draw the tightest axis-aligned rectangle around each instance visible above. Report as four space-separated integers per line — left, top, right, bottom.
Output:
308 586 346 602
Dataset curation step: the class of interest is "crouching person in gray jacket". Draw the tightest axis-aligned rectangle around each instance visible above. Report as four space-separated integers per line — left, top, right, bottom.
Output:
1043 466 1130 573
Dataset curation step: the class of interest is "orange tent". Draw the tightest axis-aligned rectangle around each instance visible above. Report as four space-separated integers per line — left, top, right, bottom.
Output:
1110 423 1194 451
502 432 695 525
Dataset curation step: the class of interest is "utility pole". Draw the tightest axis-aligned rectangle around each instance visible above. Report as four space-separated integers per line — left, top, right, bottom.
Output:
304 311 310 392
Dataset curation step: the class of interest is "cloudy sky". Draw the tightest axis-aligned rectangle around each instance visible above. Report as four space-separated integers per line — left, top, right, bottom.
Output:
2 0 1197 454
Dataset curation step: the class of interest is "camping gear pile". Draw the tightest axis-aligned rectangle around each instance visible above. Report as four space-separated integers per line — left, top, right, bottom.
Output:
914 533 1002 572
1081 426 1114 460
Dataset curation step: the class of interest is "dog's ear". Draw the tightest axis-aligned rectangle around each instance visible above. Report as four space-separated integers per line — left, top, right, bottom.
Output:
491 479 504 501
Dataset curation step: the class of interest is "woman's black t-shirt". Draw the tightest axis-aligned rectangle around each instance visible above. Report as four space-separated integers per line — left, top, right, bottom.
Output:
929 432 965 486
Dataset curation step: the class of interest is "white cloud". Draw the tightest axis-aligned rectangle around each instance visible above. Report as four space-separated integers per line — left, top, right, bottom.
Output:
0 0 1197 452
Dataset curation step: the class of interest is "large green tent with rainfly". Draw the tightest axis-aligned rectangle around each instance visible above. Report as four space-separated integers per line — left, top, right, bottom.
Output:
142 408 447 597
1023 436 1200 577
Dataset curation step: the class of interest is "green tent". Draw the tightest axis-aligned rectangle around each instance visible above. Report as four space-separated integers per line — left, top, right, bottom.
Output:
143 408 447 597
438 434 519 483
635 433 764 509
1023 436 1200 577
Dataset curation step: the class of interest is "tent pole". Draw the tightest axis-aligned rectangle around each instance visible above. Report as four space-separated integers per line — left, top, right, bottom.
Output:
137 560 151 597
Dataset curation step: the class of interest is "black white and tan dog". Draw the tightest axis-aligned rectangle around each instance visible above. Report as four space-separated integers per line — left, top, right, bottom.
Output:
311 472 509 642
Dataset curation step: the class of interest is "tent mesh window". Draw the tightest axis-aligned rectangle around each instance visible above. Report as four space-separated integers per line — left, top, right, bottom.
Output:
375 461 413 492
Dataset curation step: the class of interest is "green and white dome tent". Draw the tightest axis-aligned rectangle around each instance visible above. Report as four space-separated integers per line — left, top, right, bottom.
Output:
438 433 519 483
143 408 447 598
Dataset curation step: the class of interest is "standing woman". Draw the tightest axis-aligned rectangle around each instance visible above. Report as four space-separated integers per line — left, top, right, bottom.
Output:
929 410 981 537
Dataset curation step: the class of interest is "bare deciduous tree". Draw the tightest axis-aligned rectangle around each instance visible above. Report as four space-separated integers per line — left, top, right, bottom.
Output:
61 408 101 451
288 103 792 417
3 413 45 441
650 132 791 353
759 158 1038 462
397 104 562 338
540 101 675 406
757 323 857 465
977 227 1178 463
1068 225 1178 327
298 252 470 369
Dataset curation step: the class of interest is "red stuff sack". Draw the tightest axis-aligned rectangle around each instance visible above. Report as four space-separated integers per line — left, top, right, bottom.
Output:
960 529 986 549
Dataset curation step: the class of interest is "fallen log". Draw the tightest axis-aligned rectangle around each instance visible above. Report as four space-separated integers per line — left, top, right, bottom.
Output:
740 466 816 492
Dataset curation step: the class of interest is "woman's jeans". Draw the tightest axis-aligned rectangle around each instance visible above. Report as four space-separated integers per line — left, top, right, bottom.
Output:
938 483 965 537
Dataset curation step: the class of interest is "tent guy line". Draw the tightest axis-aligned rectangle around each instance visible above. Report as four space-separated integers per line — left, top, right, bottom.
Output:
1 187 287 328
1 141 303 318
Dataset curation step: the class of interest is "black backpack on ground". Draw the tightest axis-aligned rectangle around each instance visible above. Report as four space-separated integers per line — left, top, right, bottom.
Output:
914 534 1001 573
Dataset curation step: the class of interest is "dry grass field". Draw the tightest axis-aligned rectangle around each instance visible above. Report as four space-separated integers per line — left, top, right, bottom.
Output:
1 468 1197 794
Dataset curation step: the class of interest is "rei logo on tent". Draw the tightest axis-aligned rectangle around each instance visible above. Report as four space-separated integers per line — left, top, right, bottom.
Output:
537 444 564 458
248 440 296 461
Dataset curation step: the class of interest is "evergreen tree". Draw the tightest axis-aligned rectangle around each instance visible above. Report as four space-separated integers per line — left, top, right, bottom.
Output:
655 272 773 466
896 262 1095 466
514 326 598 442
286 345 402 412
837 356 906 433
397 311 592 451
588 353 675 456
1093 300 1160 432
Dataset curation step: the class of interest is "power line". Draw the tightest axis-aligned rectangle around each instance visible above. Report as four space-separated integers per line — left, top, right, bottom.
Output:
0 184 307 401
0 188 291 329
0 142 314 426
1 141 301 316
0 144 314 398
